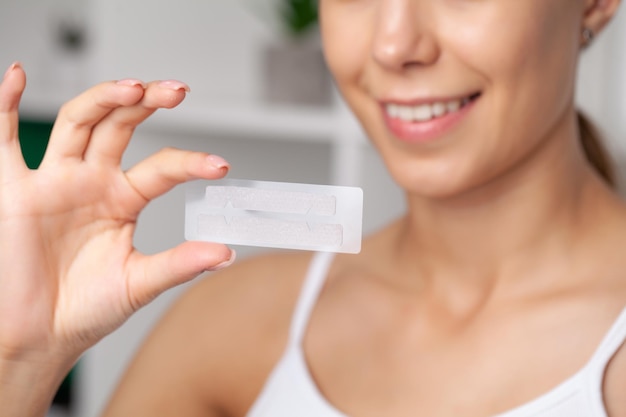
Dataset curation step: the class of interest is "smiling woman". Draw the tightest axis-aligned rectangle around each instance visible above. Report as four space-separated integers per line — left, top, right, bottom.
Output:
321 0 615 197
1 1 626 417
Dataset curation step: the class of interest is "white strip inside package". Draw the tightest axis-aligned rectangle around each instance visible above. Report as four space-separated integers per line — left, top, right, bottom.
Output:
185 179 363 253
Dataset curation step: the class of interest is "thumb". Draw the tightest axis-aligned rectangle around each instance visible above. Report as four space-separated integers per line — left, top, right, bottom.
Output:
127 242 235 310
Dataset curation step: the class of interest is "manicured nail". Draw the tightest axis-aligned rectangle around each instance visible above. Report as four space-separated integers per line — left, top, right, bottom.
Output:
158 80 191 92
3 62 21 80
116 78 146 87
206 154 230 170
210 250 236 271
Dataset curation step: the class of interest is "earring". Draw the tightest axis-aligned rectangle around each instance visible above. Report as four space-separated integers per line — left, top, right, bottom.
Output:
582 27 594 46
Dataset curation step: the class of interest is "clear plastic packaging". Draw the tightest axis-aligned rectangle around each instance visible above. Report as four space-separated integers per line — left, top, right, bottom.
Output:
185 179 363 253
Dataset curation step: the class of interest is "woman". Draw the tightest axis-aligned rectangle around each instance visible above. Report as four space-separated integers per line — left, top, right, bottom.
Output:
1 0 625 416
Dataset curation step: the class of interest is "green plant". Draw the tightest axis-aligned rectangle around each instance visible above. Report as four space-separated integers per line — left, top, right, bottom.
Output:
279 0 319 38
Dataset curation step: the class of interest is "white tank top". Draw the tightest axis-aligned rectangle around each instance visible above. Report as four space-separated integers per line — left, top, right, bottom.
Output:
246 252 626 417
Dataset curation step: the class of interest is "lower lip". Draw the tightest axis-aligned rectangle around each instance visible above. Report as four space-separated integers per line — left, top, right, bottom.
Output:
382 99 477 144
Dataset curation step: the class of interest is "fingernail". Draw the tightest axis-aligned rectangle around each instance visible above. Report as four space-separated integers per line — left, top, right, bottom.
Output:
158 80 191 92
3 61 21 80
206 154 230 170
211 250 237 271
116 78 146 88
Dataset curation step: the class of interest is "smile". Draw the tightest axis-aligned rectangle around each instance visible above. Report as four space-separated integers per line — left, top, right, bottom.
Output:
380 93 481 143
384 93 480 123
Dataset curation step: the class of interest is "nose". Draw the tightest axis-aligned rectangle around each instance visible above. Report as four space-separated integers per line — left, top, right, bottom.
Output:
372 0 440 71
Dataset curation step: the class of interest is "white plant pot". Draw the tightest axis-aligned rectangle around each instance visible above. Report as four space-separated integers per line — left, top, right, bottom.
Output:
260 35 333 107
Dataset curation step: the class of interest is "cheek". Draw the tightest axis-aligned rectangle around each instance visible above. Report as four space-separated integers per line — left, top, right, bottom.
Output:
321 2 381 146
450 5 581 159
320 3 371 90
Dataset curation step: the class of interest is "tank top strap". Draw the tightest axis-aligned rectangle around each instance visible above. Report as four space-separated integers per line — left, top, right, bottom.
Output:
288 251 336 346
587 305 626 374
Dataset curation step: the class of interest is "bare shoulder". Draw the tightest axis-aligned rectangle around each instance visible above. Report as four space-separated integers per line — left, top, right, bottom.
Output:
605 343 626 417
183 250 314 322
102 250 313 417
595 193 626 415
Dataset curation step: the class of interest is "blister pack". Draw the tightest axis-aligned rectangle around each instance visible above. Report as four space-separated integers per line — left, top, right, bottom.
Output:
185 179 363 253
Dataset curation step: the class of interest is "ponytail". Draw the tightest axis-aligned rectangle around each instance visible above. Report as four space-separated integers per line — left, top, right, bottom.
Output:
577 111 616 188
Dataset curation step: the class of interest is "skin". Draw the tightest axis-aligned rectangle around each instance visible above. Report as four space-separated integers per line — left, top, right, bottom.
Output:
0 0 625 416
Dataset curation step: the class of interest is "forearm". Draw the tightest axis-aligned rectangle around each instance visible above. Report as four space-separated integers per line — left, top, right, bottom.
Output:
0 354 75 417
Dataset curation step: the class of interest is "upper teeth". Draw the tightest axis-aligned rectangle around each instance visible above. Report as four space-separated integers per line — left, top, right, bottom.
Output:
386 97 469 122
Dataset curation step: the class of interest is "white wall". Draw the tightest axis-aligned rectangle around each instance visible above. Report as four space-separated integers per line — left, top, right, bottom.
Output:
86 0 274 104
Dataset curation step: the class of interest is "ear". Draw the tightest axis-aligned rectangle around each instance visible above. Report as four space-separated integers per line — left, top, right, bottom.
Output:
582 0 622 36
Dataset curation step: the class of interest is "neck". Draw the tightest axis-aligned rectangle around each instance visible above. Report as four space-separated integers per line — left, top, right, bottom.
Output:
391 111 613 295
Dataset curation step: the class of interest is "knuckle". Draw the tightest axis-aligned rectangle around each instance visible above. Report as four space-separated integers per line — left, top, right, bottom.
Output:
56 105 90 131
158 146 183 157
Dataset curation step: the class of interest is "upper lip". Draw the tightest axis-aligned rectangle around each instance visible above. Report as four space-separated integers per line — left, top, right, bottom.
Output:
379 91 481 106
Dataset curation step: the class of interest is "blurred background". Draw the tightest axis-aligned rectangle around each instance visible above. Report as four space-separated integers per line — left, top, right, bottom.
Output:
0 1 625 416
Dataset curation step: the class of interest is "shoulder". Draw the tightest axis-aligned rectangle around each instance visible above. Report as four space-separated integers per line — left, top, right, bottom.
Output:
103 250 314 417
603 309 626 417
171 250 316 408
604 323 626 416
593 194 626 416
579 190 626 415
179 250 315 360
182 250 314 321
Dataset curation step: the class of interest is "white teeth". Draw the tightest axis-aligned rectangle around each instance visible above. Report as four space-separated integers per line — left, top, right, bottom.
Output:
399 106 414 121
386 96 471 122
446 100 461 112
413 104 432 122
388 104 400 118
432 102 446 117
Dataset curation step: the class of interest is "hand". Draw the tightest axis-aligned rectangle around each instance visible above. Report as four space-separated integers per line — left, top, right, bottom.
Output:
0 63 234 364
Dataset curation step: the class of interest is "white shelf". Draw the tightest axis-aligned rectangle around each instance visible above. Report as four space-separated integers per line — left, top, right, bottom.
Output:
141 102 339 143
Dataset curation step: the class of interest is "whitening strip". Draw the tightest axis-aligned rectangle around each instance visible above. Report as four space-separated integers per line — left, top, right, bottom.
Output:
185 179 363 253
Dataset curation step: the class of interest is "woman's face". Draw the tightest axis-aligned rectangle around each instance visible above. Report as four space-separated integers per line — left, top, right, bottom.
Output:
320 0 588 198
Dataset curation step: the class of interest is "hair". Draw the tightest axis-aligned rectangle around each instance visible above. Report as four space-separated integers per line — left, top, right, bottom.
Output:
577 111 616 188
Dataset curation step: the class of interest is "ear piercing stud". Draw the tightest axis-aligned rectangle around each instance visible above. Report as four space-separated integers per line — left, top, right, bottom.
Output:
582 27 594 46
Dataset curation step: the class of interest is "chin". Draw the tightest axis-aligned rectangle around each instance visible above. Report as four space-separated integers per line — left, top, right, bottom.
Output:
387 166 465 201
401 181 476 202
384 154 503 203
